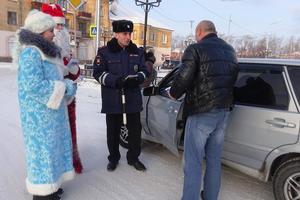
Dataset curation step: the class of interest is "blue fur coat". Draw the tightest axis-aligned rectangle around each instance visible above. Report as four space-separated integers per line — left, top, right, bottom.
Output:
15 29 76 195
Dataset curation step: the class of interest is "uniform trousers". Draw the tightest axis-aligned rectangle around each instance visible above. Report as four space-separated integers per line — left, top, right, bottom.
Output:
106 112 142 163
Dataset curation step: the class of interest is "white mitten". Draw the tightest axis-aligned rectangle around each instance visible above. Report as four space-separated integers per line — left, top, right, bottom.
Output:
67 58 80 74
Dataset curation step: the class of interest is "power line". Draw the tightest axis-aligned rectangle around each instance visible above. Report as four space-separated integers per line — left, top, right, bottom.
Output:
153 8 191 23
190 0 258 35
190 0 228 22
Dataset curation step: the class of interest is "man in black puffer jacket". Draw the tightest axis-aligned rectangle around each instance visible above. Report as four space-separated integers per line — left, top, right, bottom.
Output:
169 20 238 200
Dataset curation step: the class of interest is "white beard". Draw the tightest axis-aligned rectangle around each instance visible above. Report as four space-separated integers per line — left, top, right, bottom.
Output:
53 27 71 58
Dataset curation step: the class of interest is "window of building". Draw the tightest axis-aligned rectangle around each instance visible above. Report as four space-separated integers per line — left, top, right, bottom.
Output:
150 32 156 42
133 31 137 40
8 36 16 56
234 66 289 110
57 0 68 10
7 11 17 25
140 31 144 40
78 22 87 37
65 19 70 29
162 34 167 44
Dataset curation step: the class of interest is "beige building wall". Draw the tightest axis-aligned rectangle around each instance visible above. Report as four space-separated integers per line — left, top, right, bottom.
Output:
0 0 171 63
131 23 172 65
0 0 32 59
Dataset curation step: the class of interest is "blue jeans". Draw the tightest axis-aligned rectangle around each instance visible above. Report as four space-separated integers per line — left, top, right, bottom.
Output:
182 109 229 200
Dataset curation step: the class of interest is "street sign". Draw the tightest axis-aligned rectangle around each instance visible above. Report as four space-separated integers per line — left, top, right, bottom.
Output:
90 25 97 37
67 0 85 10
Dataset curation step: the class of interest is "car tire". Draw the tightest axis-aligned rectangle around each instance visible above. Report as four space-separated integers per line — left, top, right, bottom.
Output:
273 157 300 200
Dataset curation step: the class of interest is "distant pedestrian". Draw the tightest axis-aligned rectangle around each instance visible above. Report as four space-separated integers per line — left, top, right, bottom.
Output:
42 3 83 174
13 10 77 200
93 20 149 172
169 20 239 200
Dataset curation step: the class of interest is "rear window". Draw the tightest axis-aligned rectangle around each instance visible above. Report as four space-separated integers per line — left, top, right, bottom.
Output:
234 66 289 110
288 67 300 105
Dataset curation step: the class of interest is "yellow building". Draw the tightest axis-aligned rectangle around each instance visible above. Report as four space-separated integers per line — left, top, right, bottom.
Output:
0 0 101 61
0 0 172 63
132 23 172 63
0 0 31 61
110 2 173 64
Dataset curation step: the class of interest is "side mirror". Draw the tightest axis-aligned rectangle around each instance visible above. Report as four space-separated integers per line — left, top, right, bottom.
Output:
143 86 159 96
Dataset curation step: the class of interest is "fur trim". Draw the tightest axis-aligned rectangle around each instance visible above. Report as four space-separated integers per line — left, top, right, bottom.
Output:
18 29 61 58
107 38 138 54
12 29 63 71
46 81 66 109
26 170 75 195
24 10 56 34
52 16 65 25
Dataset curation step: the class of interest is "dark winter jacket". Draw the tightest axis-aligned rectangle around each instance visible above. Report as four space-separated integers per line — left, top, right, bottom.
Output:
93 38 149 113
170 33 239 118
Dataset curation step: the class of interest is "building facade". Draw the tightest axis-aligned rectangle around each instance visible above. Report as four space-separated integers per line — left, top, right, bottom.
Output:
0 0 31 61
0 0 172 64
132 23 172 64
0 0 99 62
110 2 173 65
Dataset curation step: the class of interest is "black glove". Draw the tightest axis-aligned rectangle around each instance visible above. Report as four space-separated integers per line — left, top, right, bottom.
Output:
115 77 125 89
145 51 156 64
124 75 140 88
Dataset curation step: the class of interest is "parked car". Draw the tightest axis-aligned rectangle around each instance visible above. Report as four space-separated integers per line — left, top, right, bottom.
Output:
140 58 300 200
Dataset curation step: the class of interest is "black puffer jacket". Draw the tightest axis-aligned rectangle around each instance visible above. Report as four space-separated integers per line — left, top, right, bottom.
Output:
170 33 239 118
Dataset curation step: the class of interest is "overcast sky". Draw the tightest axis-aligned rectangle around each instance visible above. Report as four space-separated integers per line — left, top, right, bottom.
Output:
116 0 300 38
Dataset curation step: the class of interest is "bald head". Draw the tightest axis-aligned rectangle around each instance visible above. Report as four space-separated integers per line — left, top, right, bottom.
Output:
195 20 217 42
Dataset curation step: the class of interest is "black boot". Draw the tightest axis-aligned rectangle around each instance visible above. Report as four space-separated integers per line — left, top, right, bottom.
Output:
55 188 64 197
33 191 61 200
107 161 118 171
128 160 146 171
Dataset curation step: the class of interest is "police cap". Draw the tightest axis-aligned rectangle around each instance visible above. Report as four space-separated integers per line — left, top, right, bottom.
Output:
112 20 133 33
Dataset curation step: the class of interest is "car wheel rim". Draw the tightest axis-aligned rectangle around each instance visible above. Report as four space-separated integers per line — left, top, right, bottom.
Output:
284 172 300 200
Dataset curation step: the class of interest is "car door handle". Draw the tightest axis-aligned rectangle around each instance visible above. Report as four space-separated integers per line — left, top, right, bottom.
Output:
265 118 296 128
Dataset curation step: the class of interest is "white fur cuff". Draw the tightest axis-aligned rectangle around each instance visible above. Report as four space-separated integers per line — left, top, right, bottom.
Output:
46 81 66 109
26 170 75 195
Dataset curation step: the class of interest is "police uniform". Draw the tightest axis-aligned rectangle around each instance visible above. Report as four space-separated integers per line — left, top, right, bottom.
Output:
93 20 149 170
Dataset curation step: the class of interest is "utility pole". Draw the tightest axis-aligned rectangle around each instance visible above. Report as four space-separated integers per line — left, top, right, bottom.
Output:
228 15 232 35
96 0 101 52
189 20 194 36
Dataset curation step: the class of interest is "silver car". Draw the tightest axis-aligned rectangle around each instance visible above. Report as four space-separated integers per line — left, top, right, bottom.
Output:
140 58 300 200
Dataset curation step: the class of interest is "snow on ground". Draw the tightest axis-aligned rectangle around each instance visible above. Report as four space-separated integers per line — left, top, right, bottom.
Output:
0 65 273 200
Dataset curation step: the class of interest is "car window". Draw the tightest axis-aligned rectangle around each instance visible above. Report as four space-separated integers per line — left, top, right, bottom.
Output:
234 66 289 110
158 67 180 98
287 67 300 105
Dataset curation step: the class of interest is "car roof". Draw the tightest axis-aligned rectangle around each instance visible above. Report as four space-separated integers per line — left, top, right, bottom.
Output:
238 58 300 67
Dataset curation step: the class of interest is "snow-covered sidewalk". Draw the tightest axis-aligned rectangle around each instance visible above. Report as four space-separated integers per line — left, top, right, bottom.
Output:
0 66 273 200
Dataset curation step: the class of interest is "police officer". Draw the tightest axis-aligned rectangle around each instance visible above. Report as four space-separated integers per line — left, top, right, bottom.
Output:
93 20 149 172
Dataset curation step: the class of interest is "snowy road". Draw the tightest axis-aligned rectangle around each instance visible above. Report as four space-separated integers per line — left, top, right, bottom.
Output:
0 67 273 200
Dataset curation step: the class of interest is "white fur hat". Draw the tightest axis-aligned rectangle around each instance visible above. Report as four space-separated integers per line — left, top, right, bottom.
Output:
24 10 56 34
